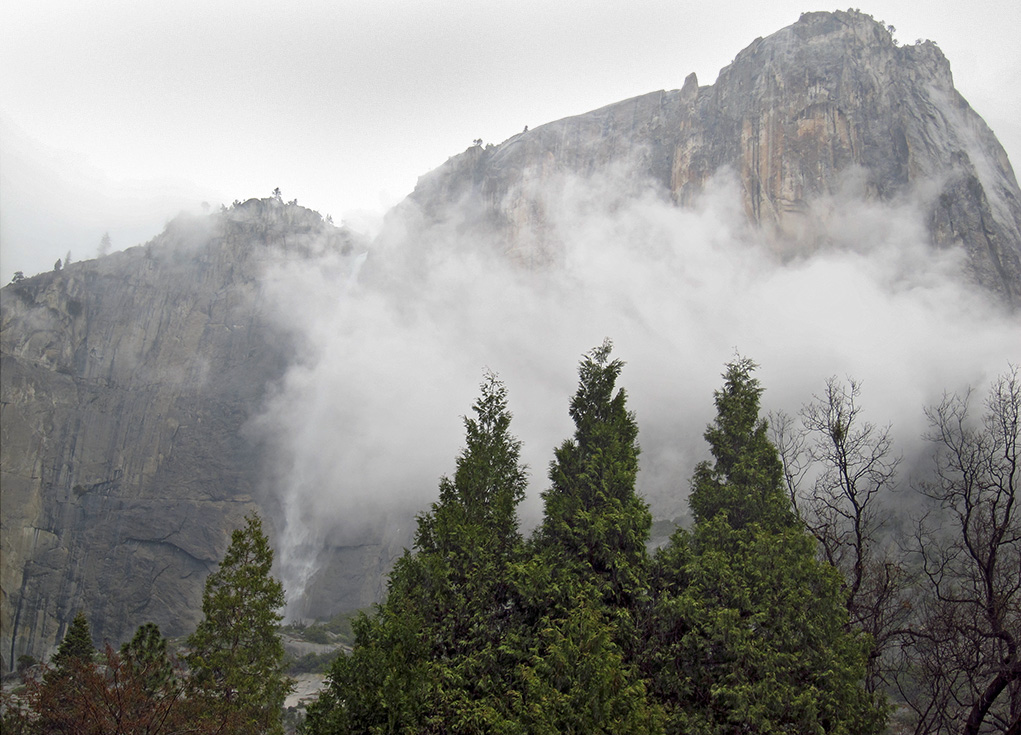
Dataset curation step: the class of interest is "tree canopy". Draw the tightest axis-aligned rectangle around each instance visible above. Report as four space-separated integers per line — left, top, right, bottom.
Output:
15 349 1003 734
305 371 530 734
303 350 887 735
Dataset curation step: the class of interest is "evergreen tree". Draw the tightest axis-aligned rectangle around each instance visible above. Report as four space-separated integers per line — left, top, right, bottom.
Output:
688 357 795 532
516 340 662 733
306 373 529 734
121 622 176 697
28 610 98 733
514 594 662 735
22 630 213 735
416 371 528 560
52 610 95 669
536 338 652 609
649 358 886 734
187 514 292 735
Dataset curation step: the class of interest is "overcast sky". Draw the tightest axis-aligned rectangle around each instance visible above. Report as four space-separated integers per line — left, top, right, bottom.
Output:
2 0 1019 283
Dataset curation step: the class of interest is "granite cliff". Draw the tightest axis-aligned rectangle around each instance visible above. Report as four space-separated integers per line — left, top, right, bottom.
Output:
405 10 1021 300
3 10 1020 669
0 199 403 669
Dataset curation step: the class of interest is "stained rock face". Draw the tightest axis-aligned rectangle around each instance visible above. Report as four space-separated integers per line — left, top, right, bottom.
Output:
407 10 1021 301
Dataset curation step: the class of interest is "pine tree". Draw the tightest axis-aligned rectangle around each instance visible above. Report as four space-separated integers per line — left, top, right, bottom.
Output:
187 514 292 735
121 622 175 697
27 610 98 733
650 357 886 734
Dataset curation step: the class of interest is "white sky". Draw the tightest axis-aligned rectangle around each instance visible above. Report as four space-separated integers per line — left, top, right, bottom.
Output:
1 0 1019 283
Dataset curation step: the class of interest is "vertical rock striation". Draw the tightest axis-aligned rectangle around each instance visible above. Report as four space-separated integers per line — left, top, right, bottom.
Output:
405 10 1021 302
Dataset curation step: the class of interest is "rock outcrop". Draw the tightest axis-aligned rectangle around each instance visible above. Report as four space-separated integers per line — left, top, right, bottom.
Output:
406 10 1021 301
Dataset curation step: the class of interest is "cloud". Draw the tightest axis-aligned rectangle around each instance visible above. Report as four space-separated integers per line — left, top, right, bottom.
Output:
248 165 1021 615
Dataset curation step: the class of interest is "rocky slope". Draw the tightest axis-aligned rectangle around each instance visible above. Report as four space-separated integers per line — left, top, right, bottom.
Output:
405 10 1021 301
3 10 1020 670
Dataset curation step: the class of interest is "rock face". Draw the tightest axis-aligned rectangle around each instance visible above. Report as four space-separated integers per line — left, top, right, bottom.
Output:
0 200 378 669
3 10 1021 670
407 10 1021 301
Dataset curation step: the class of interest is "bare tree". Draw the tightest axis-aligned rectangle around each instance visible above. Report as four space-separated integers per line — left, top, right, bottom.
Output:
770 408 809 514
900 367 1020 735
774 378 906 692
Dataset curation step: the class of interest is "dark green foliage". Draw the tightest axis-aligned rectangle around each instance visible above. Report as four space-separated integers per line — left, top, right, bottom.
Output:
650 521 885 734
306 372 529 734
51 610 94 669
24 613 95 734
417 370 528 556
121 622 175 696
187 513 292 735
16 653 37 675
537 339 652 609
650 357 886 734
306 351 887 735
511 341 662 733
287 650 338 675
320 610 360 644
688 357 795 532
514 594 662 735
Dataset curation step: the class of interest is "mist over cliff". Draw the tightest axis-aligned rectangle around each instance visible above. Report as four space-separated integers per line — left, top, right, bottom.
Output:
257 164 1019 618
2 10 1020 666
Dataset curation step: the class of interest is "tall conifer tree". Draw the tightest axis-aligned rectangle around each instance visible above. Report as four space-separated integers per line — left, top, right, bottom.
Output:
649 358 886 734
688 356 795 532
306 372 529 734
187 514 291 735
51 611 95 669
516 340 662 734
537 339 652 609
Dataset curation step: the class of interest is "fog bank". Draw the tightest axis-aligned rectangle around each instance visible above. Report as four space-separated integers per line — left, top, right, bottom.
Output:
249 168 1020 615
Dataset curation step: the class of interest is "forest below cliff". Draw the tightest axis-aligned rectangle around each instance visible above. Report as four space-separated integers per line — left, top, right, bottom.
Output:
4 343 1017 735
4 8 1021 681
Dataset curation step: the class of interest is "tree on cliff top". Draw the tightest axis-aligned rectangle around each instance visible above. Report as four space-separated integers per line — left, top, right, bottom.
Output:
187 514 292 735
